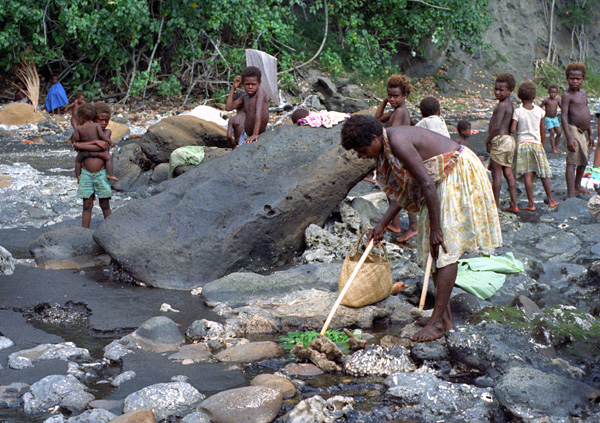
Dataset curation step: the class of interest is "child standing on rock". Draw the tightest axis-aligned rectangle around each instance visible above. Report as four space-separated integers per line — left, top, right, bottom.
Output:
226 66 269 147
486 73 519 212
373 75 418 241
561 62 594 198
540 84 562 154
510 81 559 210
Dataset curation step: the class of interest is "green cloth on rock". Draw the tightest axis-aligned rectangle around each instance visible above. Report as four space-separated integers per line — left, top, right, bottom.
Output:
168 146 205 179
455 253 524 300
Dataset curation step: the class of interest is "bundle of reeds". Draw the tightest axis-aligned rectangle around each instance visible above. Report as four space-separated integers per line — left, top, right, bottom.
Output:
13 59 40 112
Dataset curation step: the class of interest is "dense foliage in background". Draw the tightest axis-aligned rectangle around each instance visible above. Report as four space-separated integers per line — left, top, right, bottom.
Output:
0 0 491 100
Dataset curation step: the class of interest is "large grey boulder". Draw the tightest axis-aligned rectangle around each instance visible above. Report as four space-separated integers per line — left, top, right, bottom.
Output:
139 115 230 164
123 382 204 421
94 125 373 289
121 316 184 353
198 386 282 423
112 143 153 192
23 375 90 415
29 228 111 270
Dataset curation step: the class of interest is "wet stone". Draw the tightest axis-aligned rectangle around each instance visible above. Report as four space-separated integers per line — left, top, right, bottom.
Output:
181 411 211 423
169 343 212 362
214 341 285 363
123 316 184 353
185 320 208 341
123 382 204 421
88 399 124 415
0 335 15 350
23 375 89 415
8 342 91 369
103 340 131 362
411 339 448 362
108 409 157 423
283 363 324 377
344 345 416 377
250 374 297 399
0 382 30 408
111 371 136 387
198 386 282 423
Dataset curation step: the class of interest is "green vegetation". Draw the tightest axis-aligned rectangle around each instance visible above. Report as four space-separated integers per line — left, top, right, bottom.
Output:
279 329 362 350
0 0 491 100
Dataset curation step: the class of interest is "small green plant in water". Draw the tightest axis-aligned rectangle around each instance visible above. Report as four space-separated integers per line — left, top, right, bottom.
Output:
279 329 362 351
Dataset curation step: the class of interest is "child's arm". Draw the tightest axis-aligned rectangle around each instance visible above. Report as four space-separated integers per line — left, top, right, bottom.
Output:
510 118 518 134
588 126 594 149
561 93 575 152
70 103 80 129
540 98 547 110
246 90 268 143
540 118 546 147
374 98 391 122
225 76 244 111
96 124 113 146
73 141 109 152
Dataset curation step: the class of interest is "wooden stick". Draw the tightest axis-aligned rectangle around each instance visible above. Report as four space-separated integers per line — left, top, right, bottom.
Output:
419 253 433 311
320 239 375 335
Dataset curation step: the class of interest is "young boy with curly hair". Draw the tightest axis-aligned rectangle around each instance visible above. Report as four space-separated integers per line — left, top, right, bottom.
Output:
540 84 562 154
510 81 559 211
226 66 269 147
374 74 416 240
486 72 519 212
415 96 450 138
562 62 594 198
72 103 114 228
456 120 472 148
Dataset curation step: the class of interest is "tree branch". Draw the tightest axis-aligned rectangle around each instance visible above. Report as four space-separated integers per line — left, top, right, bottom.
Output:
408 0 451 11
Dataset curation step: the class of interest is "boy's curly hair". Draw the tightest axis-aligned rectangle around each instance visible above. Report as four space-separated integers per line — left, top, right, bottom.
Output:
548 84 558 91
517 81 536 101
93 102 112 118
78 103 96 122
457 120 471 133
291 108 309 124
565 62 586 78
495 73 516 91
387 74 411 96
419 96 440 118
242 66 262 82
75 91 85 99
341 115 383 150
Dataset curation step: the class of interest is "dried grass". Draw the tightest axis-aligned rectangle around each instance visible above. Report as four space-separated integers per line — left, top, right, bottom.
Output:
13 59 40 112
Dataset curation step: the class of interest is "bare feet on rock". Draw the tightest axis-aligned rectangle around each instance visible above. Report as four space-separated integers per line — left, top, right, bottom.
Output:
522 205 536 211
552 149 563 154
397 228 418 243
503 206 519 214
548 200 560 208
575 188 592 194
386 223 402 234
410 322 450 342
107 174 120 182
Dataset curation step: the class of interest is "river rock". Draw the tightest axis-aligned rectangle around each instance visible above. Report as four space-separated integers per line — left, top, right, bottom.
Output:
0 174 13 189
150 163 169 183
385 370 498 422
283 363 324 377
285 395 354 423
108 409 156 423
139 115 229 164
168 343 212 362
123 382 204 421
8 342 91 369
94 124 373 289
201 263 340 308
28 227 111 270
344 345 416 377
23 375 89 415
111 143 153 192
495 367 600 421
214 341 284 363
0 382 29 408
185 320 208 341
107 120 130 143
181 411 211 423
0 335 15 349
198 386 282 423
0 103 48 127
111 371 136 387
311 77 368 113
103 340 131 362
88 399 124 415
0 245 16 275
121 316 184 353
183 105 228 127
251 374 296 399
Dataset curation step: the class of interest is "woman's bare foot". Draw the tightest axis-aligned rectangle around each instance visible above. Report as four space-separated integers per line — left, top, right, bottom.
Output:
397 228 418 243
522 205 536 211
107 174 120 182
503 206 520 214
411 322 448 342
575 187 592 194
548 200 560 208
552 148 563 154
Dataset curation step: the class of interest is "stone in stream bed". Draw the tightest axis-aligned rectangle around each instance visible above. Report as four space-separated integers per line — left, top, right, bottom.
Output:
121 316 184 353
8 342 91 369
344 345 416 377
198 386 282 423
23 375 91 415
123 382 204 422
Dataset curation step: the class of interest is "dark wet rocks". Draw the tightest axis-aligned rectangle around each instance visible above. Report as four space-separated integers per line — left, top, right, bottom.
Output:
122 382 204 421
28 227 111 270
120 316 184 353
94 124 373 288
198 386 282 423
495 367 600 421
385 370 499 423
0 382 29 408
8 342 91 369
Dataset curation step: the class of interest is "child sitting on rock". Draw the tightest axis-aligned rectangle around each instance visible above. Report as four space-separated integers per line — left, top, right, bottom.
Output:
72 104 118 182
415 97 450 137
510 81 559 210
225 66 269 147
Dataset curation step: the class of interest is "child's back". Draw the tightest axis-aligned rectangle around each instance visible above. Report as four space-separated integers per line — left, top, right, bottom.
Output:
415 97 450 137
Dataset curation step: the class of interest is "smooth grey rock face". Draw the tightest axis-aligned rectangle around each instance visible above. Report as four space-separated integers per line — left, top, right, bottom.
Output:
494 367 600 420
123 316 184 353
23 375 88 415
111 143 150 192
8 342 91 369
198 386 282 423
94 124 373 289
28 228 110 270
123 382 204 421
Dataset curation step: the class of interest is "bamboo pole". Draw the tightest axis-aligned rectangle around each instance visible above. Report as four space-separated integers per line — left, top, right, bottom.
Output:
418 253 433 311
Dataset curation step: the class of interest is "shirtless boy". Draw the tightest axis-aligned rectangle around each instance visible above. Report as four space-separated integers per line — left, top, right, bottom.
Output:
486 73 518 212
375 74 416 241
73 103 114 228
456 120 472 148
540 84 562 154
226 66 269 147
561 62 594 198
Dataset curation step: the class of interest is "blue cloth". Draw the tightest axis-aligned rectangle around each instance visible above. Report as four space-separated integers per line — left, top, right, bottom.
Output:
45 82 69 112
544 116 560 130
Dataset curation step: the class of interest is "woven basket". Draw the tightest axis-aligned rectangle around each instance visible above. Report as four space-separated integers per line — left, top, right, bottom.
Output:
338 229 392 308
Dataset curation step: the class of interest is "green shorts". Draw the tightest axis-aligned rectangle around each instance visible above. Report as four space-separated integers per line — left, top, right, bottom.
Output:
77 169 112 199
